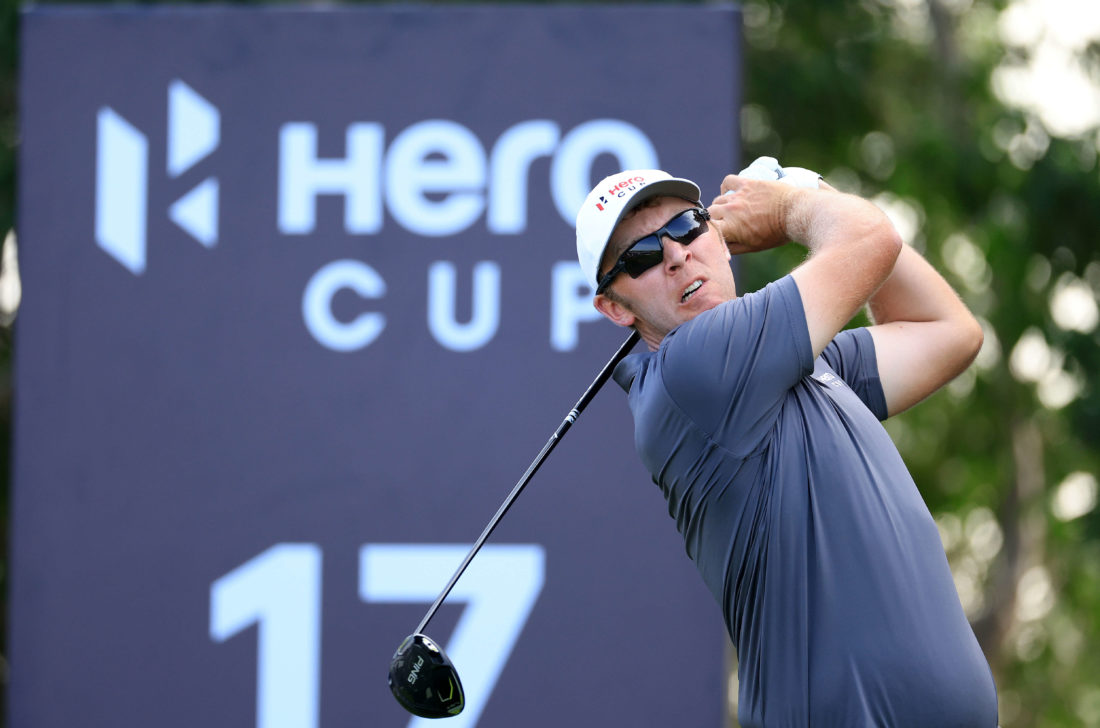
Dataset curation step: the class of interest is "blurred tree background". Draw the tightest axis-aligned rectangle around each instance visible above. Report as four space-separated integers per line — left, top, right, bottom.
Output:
0 0 1097 726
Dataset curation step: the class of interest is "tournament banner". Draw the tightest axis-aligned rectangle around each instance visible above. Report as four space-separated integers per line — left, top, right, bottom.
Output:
12 6 741 727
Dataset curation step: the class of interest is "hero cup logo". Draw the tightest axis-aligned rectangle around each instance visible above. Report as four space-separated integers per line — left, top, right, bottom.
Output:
95 79 220 275
594 176 645 211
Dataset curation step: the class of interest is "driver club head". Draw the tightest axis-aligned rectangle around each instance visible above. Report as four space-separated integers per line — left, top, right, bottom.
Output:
389 633 465 718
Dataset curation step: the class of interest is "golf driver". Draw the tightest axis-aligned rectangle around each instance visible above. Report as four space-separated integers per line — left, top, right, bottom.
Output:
389 330 641 718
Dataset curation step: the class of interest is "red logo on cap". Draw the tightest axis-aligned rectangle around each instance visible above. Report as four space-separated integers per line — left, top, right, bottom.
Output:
608 176 645 195
595 177 646 211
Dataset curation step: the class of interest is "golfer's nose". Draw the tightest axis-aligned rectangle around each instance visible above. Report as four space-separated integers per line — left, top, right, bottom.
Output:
662 235 691 271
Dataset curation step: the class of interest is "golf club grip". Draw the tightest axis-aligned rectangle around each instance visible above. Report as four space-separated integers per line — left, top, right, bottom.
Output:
414 330 641 635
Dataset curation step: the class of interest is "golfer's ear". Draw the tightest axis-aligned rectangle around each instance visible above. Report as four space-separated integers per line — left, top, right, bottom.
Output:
594 294 636 328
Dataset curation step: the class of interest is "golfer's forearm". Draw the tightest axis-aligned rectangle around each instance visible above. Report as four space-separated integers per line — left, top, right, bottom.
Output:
785 190 902 272
867 245 978 328
784 191 903 357
866 245 985 414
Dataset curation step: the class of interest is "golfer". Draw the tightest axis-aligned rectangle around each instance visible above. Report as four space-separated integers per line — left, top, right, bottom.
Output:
576 161 998 726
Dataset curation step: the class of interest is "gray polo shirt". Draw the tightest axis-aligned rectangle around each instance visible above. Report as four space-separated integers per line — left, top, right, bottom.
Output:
613 275 997 727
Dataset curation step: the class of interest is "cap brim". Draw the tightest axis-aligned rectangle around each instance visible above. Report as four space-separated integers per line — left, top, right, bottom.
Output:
594 178 701 277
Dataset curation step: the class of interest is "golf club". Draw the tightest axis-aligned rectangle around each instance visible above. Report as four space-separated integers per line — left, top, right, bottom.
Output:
388 330 641 718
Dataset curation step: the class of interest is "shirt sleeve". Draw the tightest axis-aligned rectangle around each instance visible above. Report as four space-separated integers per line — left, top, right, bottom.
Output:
657 275 814 457
820 327 888 421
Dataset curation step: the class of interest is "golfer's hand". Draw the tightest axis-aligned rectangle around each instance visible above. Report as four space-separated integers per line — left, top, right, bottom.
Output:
708 174 837 256
707 175 798 256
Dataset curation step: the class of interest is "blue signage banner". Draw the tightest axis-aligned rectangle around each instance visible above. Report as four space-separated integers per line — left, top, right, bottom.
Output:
12 5 741 727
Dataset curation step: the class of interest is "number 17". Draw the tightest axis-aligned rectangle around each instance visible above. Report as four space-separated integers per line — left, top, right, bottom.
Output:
209 543 545 728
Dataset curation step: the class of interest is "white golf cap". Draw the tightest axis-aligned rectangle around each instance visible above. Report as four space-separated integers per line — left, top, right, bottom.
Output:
575 169 701 291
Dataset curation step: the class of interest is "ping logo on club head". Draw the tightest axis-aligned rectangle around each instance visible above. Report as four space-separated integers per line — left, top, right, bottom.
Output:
95 79 220 275
407 655 425 684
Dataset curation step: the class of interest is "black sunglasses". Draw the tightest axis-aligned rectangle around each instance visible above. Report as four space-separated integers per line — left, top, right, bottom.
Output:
595 207 711 294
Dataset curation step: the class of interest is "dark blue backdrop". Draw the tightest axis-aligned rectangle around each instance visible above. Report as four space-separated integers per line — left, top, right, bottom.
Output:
12 6 742 727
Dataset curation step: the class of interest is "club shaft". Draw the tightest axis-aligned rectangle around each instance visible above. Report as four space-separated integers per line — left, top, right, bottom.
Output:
414 330 641 636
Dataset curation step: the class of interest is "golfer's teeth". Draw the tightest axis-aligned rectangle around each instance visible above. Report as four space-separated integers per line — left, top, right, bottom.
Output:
682 280 702 302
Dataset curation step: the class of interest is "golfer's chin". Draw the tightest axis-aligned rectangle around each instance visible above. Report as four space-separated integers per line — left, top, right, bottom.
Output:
635 303 720 347
678 287 729 318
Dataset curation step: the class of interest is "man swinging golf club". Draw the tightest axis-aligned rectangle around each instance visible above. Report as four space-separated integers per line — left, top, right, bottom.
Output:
577 159 998 726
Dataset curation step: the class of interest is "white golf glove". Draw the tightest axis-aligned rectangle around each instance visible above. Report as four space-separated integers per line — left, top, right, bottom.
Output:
736 156 822 189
